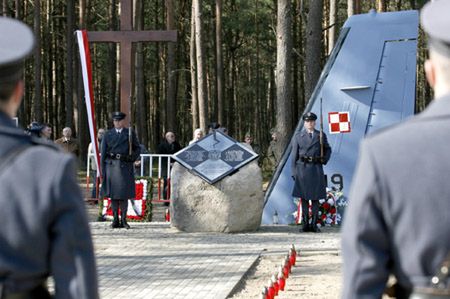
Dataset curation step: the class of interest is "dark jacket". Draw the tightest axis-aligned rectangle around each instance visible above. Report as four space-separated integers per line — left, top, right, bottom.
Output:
157 140 182 177
290 129 332 200
0 112 98 299
342 94 450 298
100 127 140 200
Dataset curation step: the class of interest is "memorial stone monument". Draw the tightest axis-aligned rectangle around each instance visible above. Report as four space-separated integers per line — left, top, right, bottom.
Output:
171 131 264 232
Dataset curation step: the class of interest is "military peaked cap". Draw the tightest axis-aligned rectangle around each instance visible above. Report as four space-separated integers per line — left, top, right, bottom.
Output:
421 0 450 57
111 111 126 120
303 112 317 121
0 17 35 83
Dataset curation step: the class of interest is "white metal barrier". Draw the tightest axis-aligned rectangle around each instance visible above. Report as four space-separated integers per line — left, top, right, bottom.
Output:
86 153 174 203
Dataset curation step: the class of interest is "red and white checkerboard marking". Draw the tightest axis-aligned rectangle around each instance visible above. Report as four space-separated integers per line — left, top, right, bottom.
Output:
328 111 351 134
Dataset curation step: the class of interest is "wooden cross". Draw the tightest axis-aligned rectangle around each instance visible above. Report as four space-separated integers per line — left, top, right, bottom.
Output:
88 0 177 125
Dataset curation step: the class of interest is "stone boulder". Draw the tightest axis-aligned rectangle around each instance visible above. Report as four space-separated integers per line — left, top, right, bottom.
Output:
170 161 264 232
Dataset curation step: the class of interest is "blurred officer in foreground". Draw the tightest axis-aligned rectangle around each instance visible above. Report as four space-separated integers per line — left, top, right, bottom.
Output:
291 112 331 233
342 1 450 298
0 17 98 299
101 112 140 229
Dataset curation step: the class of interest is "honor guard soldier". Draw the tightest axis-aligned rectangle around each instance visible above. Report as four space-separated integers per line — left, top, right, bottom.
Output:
291 112 332 233
0 17 98 299
101 112 140 229
342 1 450 298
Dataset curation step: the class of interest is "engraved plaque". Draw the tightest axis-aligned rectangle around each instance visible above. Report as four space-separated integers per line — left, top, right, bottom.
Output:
173 131 259 184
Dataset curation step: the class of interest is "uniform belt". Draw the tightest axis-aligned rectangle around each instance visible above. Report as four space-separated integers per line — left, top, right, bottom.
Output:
107 153 123 160
107 152 134 162
300 156 320 163
1 283 51 299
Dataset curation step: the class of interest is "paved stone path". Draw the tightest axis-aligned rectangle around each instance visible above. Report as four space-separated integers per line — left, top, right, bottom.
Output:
90 222 341 299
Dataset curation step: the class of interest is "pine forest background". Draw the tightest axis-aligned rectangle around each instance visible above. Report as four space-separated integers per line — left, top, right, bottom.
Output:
2 0 431 169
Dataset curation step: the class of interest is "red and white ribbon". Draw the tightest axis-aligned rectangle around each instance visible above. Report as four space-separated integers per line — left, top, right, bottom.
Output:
76 30 101 177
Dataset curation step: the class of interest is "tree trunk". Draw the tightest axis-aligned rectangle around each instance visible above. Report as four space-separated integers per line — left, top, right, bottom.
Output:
305 0 323 101
292 0 299 127
16 0 25 125
275 0 293 154
190 3 198 130
166 0 177 132
65 0 74 128
377 0 387 11
135 0 148 147
108 0 118 114
328 0 337 54
215 0 224 126
154 1 162 145
348 0 360 16
34 0 43 122
193 0 208 133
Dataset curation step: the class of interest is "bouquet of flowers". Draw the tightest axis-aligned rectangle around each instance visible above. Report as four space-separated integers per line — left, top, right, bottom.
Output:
292 187 347 226
332 187 347 225
316 190 337 228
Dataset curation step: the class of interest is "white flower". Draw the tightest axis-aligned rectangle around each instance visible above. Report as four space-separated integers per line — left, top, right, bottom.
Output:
327 197 335 206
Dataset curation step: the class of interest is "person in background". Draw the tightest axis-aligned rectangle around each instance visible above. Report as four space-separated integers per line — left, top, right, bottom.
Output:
55 127 78 156
267 129 281 172
40 123 52 140
87 128 105 199
189 128 204 145
0 16 98 299
26 121 44 138
342 2 450 298
134 143 150 176
208 122 221 133
218 126 228 135
157 131 182 204
243 132 261 155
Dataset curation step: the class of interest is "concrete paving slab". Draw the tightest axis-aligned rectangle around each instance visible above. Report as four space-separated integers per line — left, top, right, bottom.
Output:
90 222 340 299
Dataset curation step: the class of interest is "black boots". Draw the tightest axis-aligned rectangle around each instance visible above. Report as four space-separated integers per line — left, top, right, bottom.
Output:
311 215 321 233
111 210 120 228
111 200 130 229
301 214 310 232
300 211 321 233
121 210 130 229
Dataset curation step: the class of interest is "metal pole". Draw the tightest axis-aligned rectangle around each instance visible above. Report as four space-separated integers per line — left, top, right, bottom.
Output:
320 97 324 159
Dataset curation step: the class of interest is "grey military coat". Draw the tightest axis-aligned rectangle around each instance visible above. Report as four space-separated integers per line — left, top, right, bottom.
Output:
0 112 98 299
100 127 140 200
342 95 450 298
291 129 332 200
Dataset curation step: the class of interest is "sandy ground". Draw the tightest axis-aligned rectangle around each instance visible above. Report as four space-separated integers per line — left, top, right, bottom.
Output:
228 249 342 299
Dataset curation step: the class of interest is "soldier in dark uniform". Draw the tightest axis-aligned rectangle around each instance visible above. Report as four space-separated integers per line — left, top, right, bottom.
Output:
0 17 98 299
342 2 450 298
157 131 182 204
100 112 140 229
291 112 332 233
